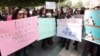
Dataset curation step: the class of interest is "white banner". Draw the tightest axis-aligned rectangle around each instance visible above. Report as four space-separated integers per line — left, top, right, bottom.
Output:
57 18 82 42
45 1 56 9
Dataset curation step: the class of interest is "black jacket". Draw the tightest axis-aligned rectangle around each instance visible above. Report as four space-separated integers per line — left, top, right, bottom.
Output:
0 14 6 21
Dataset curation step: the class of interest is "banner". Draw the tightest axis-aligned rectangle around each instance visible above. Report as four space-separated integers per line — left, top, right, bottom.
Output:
84 10 100 44
74 15 84 18
0 16 38 56
45 1 56 9
38 18 56 40
57 18 82 42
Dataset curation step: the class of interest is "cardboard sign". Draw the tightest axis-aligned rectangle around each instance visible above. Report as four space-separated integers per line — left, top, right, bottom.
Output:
84 10 100 44
45 1 56 9
0 16 38 56
38 18 56 40
57 18 82 42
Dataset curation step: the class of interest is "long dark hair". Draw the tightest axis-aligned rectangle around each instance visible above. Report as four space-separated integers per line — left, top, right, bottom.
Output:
12 8 23 20
24 8 30 17
39 7 47 17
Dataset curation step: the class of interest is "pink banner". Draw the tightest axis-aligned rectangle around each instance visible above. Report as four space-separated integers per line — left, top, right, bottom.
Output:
0 16 38 56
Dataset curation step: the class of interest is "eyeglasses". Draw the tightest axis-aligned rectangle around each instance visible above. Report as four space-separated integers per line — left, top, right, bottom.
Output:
18 13 24 15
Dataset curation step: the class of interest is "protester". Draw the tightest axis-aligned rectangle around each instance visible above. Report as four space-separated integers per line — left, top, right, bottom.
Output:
46 9 54 46
2 7 10 16
0 14 6 21
58 6 80 50
74 8 80 15
39 7 47 17
46 9 54 18
0 5 89 55
55 7 62 19
23 8 30 17
80 7 85 15
39 7 48 49
32 8 38 16
2 7 11 20
12 7 28 56
94 6 100 10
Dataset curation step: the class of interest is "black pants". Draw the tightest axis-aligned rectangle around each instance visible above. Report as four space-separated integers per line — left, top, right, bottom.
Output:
67 39 79 47
41 37 53 48
60 38 66 45
73 41 79 47
41 38 47 48
96 45 100 56
66 39 71 47
15 47 28 56
60 38 79 47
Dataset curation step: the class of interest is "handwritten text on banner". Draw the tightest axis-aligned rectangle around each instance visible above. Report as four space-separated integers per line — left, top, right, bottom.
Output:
0 16 38 56
57 18 82 42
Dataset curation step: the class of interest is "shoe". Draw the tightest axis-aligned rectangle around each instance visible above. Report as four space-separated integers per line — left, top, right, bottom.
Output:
66 46 69 50
73 43 75 46
74 46 78 50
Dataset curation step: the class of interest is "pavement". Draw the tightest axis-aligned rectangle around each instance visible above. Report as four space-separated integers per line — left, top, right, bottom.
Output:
28 37 85 56
9 37 85 56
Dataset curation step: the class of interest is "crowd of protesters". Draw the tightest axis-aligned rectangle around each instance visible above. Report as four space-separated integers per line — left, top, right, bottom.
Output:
0 5 100 56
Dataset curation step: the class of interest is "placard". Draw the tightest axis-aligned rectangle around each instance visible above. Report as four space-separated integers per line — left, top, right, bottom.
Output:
45 1 56 9
57 18 82 42
38 18 56 40
0 16 38 56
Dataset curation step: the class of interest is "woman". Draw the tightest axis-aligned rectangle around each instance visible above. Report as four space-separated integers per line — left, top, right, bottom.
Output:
2 7 12 21
39 7 47 18
39 7 48 49
39 7 54 49
74 8 80 15
12 7 29 56
60 7 79 50
46 9 54 46
23 8 30 17
46 9 54 18
58 7 68 48
55 8 61 19
80 7 85 15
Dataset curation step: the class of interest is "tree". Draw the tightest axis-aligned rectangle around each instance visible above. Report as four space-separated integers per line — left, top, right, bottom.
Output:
72 0 83 8
0 0 65 7
64 0 72 6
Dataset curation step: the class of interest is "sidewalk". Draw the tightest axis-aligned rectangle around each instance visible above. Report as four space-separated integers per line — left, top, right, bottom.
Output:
57 41 84 56
28 40 84 56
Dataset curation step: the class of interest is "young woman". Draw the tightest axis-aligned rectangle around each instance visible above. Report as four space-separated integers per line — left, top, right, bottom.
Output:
39 7 48 49
46 9 54 46
39 7 47 18
39 7 54 49
12 7 29 56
